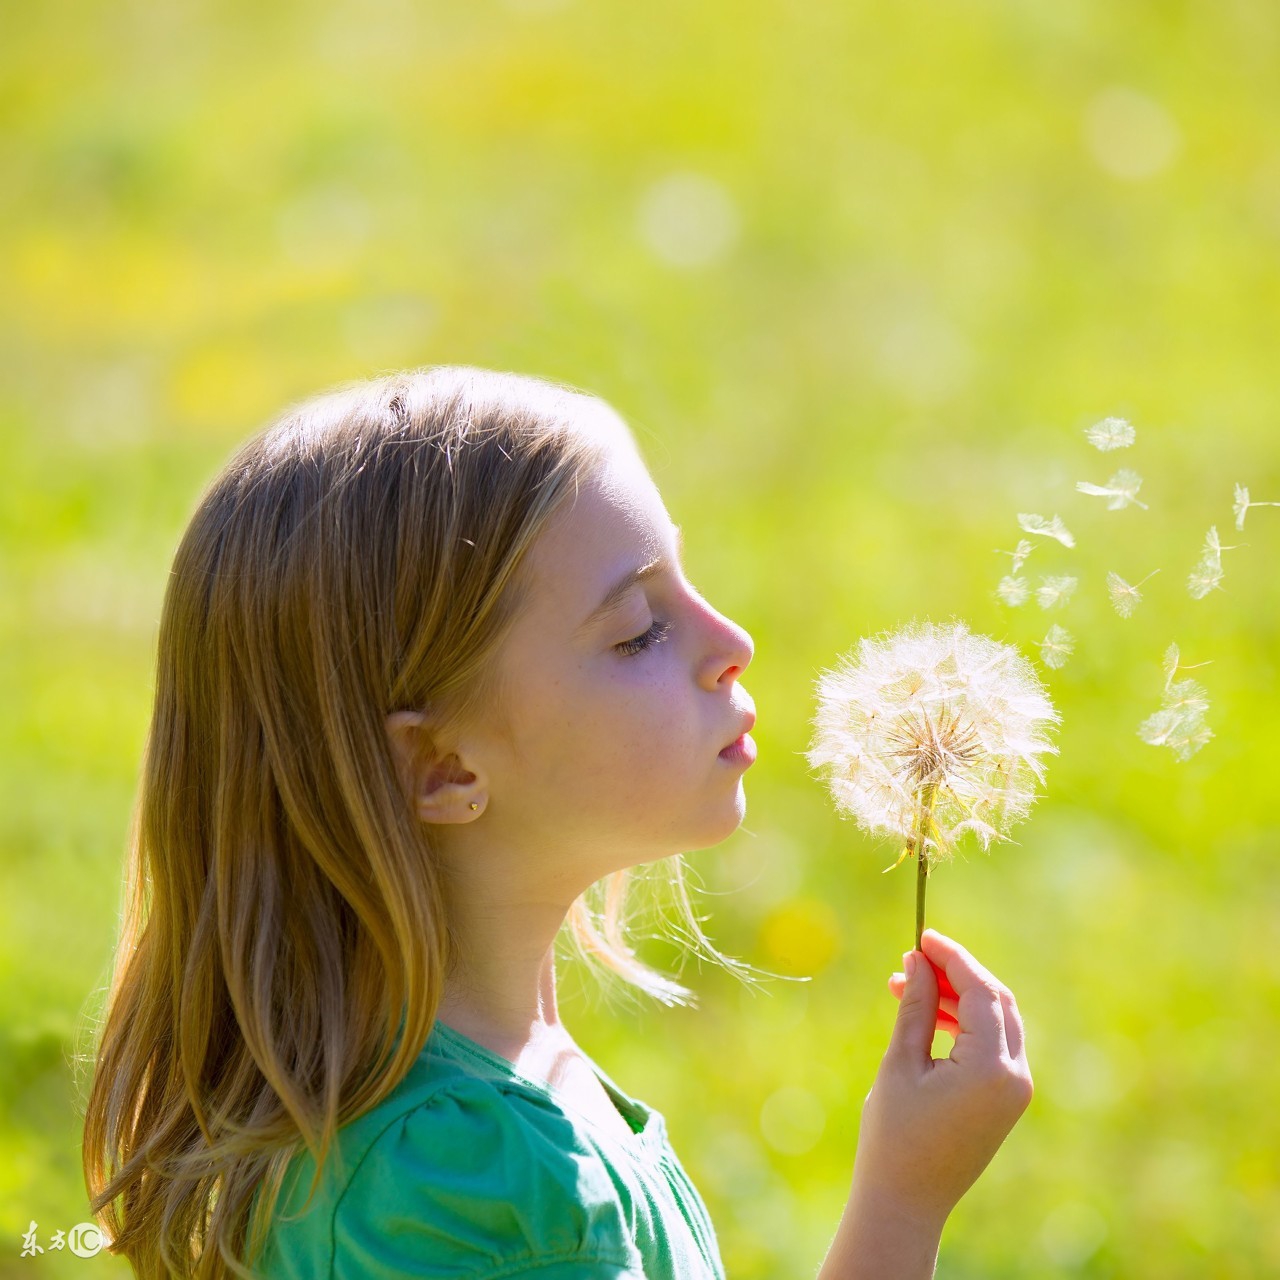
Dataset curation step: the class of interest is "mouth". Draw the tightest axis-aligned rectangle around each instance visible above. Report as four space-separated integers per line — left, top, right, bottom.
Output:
718 712 758 763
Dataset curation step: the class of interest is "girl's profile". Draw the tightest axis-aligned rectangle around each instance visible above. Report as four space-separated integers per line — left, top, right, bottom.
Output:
82 365 1032 1279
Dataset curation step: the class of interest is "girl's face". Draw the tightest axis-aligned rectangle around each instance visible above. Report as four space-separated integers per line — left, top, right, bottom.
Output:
447 418 756 895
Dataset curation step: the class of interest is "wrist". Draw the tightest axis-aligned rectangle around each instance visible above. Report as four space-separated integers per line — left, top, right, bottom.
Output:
818 1187 945 1280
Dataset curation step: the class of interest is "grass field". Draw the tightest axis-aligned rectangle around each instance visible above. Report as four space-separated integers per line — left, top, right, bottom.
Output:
4 3 1280 1276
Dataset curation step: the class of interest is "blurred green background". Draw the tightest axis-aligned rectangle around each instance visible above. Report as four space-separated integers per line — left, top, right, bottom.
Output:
4 1 1279 1276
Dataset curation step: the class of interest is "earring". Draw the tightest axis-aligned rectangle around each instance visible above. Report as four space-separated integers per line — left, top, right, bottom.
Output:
469 802 479 811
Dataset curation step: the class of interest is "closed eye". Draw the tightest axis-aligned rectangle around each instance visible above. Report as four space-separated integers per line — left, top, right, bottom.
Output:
614 620 673 657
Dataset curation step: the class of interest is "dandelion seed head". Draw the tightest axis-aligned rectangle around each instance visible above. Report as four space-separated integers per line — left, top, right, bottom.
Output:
1017 512 1076 548
1084 417 1136 451
807 620 1059 860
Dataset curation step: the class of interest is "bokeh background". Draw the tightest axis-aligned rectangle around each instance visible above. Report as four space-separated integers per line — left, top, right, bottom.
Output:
4 1 1280 1276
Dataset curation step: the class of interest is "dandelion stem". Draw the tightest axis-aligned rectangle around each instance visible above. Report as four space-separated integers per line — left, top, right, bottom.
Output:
912 781 938 951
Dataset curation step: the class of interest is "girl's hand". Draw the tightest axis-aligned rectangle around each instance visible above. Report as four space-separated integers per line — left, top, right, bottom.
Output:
849 929 1034 1233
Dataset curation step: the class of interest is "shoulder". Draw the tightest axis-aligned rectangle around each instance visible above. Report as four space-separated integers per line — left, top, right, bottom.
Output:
255 1065 641 1280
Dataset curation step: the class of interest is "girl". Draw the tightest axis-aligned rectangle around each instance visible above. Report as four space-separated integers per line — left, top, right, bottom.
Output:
81 365 1032 1279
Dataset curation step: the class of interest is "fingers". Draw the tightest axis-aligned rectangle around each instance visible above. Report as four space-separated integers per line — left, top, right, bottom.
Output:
886 949 940 1065
999 986 1026 1062
889 972 960 1036
929 956 960 1002
918 930 1014 1061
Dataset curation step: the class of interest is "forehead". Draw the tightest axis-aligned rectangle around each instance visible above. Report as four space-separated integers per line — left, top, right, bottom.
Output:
526 440 668 608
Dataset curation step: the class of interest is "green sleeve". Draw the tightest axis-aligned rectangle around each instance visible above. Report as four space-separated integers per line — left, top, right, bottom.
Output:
328 1077 644 1279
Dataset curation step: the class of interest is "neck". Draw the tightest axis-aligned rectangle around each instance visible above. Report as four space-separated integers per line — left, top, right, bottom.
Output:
433 871 573 1062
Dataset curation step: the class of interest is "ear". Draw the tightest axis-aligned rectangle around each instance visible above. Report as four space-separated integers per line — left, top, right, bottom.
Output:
385 710 487 823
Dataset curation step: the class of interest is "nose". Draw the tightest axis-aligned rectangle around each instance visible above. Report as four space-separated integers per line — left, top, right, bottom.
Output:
707 607 754 685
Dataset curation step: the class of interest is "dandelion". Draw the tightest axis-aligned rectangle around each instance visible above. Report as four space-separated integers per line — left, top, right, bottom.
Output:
1084 416 1136 451
806 619 1059 948
1106 569 1159 618
1233 482 1280 531
1138 643 1213 761
1040 625 1074 669
1035 575 1078 609
996 575 1030 606
1017 512 1076 548
1076 468 1149 510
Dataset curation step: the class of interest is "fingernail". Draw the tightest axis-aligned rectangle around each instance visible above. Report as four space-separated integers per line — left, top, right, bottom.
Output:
903 951 917 978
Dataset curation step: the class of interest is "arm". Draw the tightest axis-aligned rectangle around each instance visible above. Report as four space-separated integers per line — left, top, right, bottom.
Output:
815 930 1034 1280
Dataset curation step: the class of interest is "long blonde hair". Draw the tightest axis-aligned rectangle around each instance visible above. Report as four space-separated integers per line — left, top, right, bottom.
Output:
79 365 758 1279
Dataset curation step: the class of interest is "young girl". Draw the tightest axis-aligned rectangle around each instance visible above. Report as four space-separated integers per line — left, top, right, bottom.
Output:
82 365 1032 1279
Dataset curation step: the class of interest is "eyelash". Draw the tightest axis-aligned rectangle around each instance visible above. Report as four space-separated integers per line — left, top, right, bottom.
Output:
614 619 673 657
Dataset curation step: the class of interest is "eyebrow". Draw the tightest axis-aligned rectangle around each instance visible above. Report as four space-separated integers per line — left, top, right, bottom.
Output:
576 524 685 635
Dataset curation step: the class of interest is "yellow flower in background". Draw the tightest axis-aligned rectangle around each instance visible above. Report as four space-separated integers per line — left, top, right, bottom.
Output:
806 619 1059 947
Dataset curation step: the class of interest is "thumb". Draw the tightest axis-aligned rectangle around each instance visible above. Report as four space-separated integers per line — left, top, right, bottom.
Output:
887 949 938 1065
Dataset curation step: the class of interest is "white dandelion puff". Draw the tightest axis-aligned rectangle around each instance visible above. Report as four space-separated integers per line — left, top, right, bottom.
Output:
1084 417 1136 451
1076 468 1149 510
1106 569 1159 618
1233 482 1280 531
1017 512 1076 548
1035 575 1078 609
807 620 1059 947
996 574 1030 606
1040 624 1075 669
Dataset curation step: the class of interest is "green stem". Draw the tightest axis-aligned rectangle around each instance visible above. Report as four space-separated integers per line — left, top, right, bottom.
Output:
912 781 938 953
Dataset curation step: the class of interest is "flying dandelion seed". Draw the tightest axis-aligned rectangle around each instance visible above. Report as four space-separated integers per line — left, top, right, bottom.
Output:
1076 468 1149 510
996 575 1030 606
1233 482 1280 531
1187 556 1224 599
1187 526 1241 599
1161 642 1213 690
1040 625 1074 669
1106 569 1159 618
1138 708 1213 761
1018 513 1076 548
1035 575 1078 609
1139 644 1214 761
1163 678 1210 720
997 539 1034 574
806 619 1059 949
1084 417 1136 450
1203 526 1242 557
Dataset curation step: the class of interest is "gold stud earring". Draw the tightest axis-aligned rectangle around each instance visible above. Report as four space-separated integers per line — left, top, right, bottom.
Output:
469 802 479 811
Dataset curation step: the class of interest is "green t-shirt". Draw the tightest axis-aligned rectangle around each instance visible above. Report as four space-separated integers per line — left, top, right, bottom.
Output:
249 1020 726 1279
